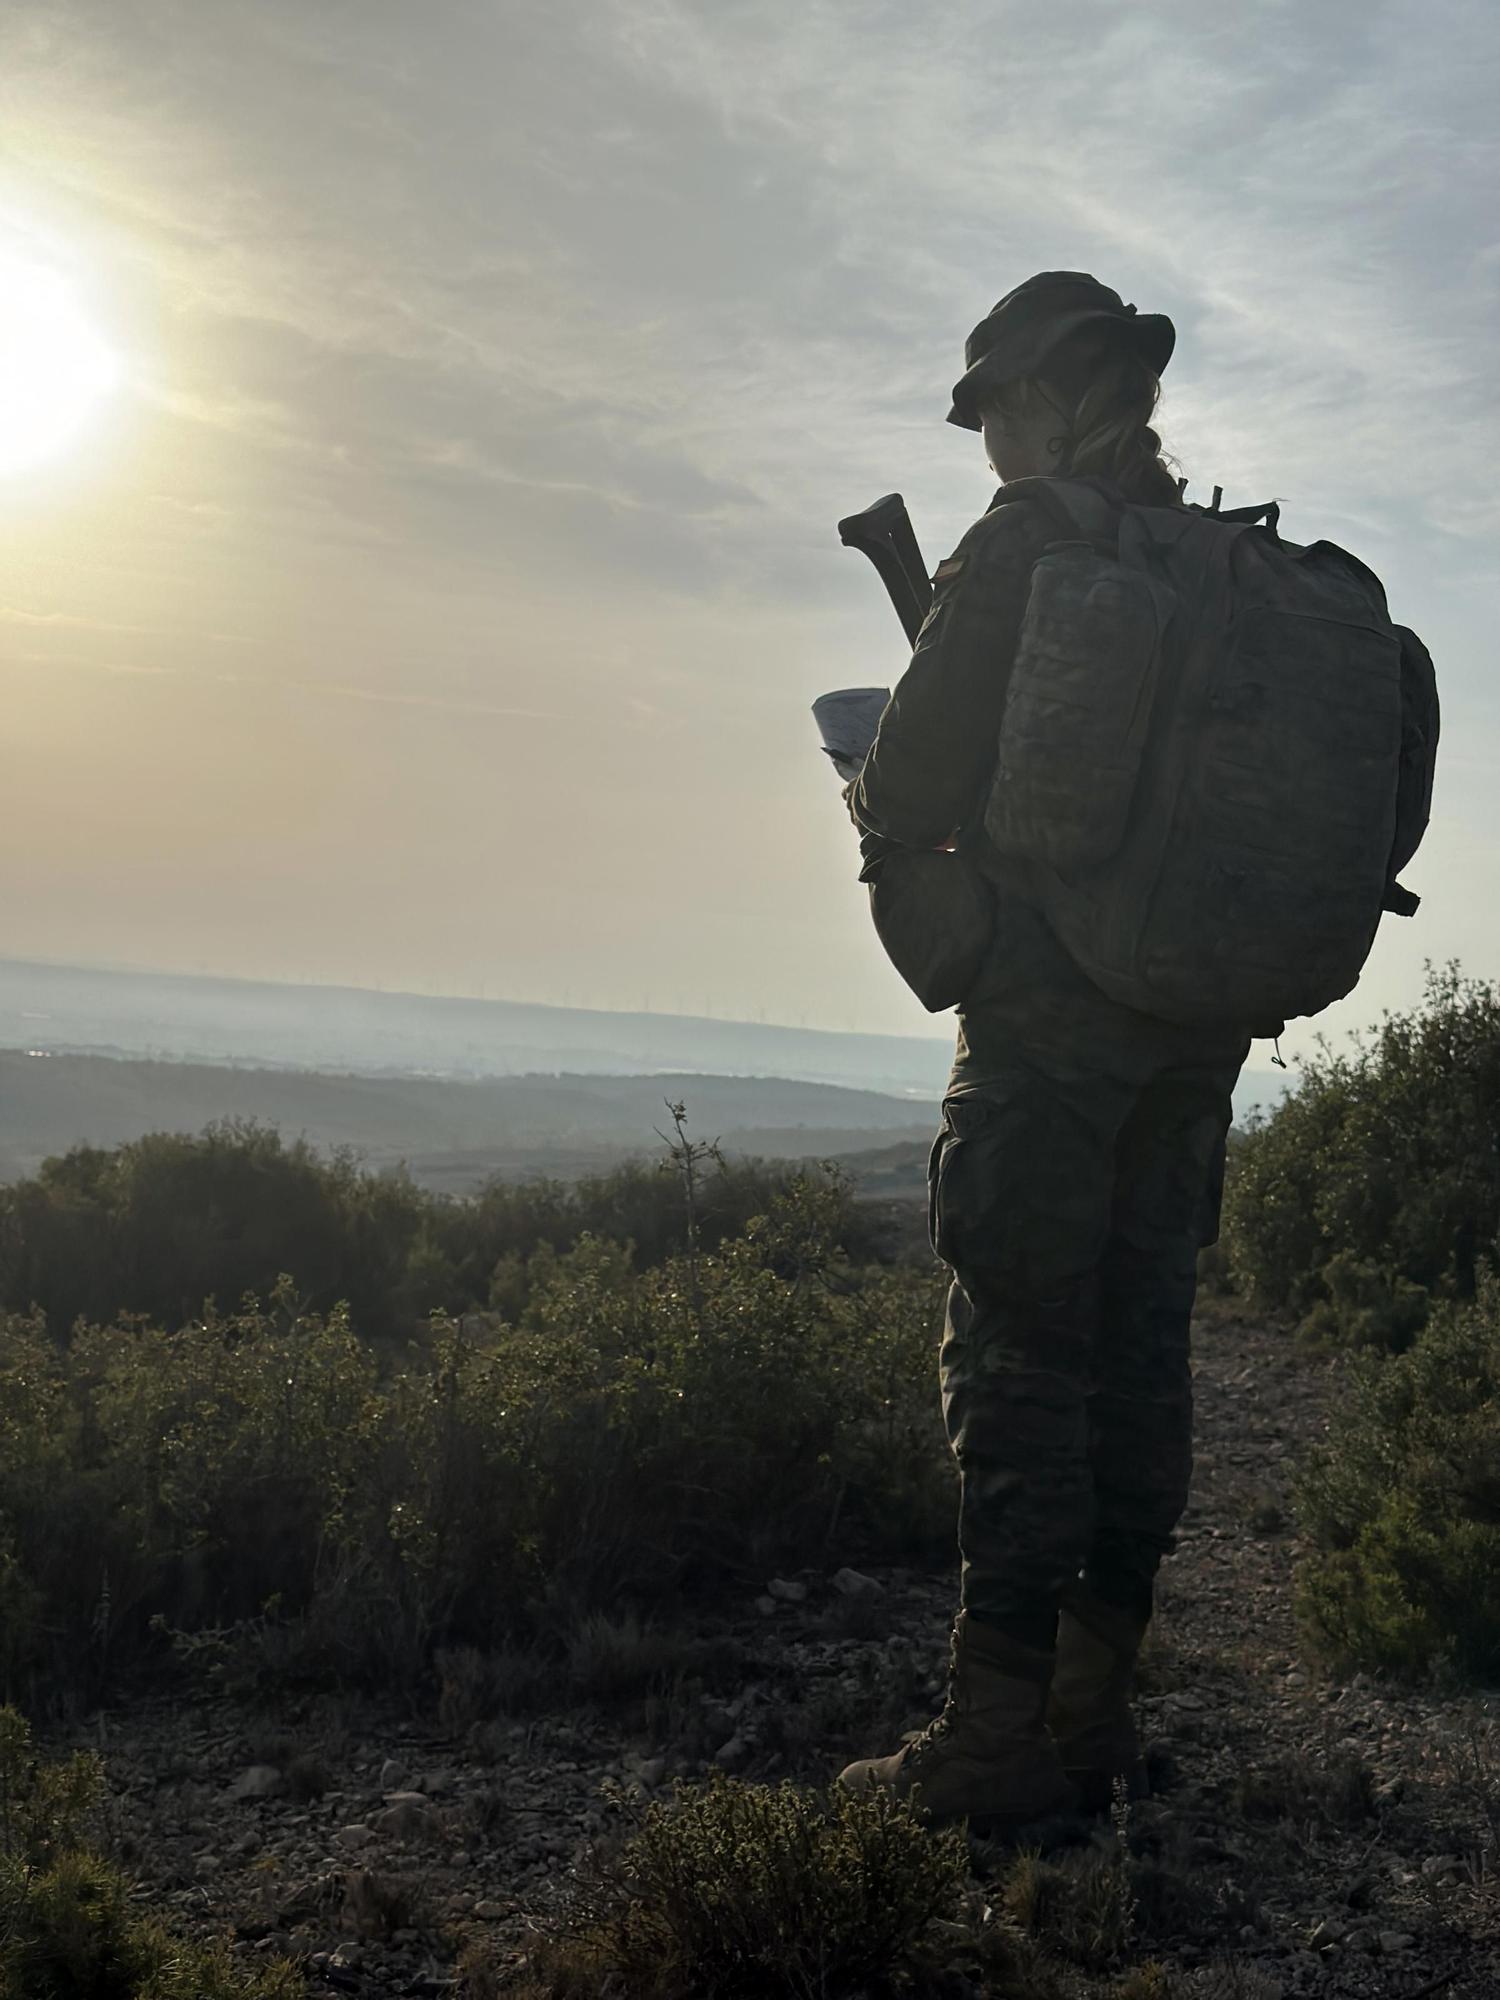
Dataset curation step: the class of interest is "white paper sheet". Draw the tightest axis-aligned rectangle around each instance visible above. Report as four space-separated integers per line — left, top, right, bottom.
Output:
811 686 890 783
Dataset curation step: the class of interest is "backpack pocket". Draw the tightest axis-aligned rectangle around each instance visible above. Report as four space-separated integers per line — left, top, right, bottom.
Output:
1386 623 1439 907
984 543 1174 872
864 846 995 1013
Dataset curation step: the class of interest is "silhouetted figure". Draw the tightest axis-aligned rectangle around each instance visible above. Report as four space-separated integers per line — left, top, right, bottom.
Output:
836 272 1437 1835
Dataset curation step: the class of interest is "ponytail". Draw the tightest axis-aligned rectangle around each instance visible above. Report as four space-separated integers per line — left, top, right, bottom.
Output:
1058 342 1182 505
987 326 1184 507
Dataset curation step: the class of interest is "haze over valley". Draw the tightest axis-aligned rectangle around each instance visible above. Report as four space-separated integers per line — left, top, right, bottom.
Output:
0 956 1287 1199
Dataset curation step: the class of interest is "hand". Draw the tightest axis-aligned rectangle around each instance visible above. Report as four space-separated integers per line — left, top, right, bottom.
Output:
857 828 894 883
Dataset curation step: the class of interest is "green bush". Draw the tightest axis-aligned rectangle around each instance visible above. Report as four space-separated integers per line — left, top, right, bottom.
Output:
0 1121 890 1347
0 1707 297 1999
1296 1274 1500 1677
517 1771 969 1999
1223 964 1500 1347
0 1123 420 1345
0 1178 951 1699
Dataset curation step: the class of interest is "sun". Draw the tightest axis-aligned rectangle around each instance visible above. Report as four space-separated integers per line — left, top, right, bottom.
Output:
0 249 121 477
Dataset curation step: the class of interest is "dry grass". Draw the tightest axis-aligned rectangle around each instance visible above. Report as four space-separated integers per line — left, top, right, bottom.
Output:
998 1840 1138 1972
1233 1749 1377 1831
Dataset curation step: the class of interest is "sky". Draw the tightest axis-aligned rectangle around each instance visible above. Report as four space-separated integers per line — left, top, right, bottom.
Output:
0 0 1495 1056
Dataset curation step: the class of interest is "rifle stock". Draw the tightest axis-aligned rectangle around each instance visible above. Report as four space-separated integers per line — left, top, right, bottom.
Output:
838 493 933 646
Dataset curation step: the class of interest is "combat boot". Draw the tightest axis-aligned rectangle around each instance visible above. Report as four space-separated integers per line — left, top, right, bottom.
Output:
1046 1581 1151 1815
837 1609 1077 1837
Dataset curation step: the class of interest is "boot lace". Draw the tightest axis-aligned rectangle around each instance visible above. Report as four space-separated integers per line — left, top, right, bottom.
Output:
904 1623 963 1766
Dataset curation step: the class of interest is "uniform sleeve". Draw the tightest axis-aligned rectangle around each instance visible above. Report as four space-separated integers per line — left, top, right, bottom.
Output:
848 501 1036 850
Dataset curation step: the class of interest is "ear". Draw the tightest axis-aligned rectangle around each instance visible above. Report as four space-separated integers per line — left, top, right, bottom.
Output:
981 378 1037 425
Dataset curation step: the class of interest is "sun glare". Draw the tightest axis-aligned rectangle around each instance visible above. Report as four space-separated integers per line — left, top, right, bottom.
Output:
0 248 121 477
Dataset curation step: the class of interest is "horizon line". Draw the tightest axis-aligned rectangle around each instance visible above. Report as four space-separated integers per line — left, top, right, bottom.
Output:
0 951 952 1049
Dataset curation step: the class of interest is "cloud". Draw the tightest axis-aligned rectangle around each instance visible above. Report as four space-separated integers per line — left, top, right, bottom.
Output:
588 0 1500 542
0 604 151 634
269 676 574 724
0 0 1493 1035
6 0 1493 612
11 0 1495 564
2 643 579 723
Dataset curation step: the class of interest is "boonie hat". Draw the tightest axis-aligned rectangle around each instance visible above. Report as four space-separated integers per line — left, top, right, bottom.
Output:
947 271 1176 431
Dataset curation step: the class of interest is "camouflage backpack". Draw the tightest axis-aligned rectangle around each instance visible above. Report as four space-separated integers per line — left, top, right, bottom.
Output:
981 476 1438 1036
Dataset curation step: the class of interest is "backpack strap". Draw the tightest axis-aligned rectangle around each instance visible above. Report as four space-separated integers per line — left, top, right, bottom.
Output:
1191 494 1283 538
997 473 1125 548
1003 475 1283 542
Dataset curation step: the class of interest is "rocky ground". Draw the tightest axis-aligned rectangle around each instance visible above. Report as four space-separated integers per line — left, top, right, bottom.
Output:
60 1311 1500 1997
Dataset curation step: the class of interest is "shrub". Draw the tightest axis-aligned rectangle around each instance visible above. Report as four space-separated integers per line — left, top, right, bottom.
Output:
0 1281 381 1695
999 1844 1136 1972
0 1123 422 1347
0 1178 951 1698
1295 1273 1500 1676
0 1706 296 1999
521 1771 968 1999
1223 964 1500 1347
0 1120 889 1348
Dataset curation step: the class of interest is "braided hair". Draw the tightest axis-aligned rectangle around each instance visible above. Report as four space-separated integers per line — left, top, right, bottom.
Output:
985 325 1183 507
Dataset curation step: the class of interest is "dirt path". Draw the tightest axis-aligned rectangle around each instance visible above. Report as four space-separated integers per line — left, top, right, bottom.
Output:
71 1312 1500 1996
1124 1309 1500 1997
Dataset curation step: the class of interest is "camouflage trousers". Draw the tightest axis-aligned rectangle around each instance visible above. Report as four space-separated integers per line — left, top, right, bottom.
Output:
928 1048 1244 1644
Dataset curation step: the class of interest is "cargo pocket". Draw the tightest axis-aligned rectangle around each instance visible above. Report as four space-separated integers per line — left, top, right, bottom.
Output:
925 1125 945 1259
1197 1128 1229 1250
927 1092 992 1267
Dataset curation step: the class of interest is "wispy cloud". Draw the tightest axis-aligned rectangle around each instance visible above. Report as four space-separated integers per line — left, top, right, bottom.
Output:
0 604 152 635
4 646 577 723
274 677 574 724
588 0 1500 543
0 0 1493 1036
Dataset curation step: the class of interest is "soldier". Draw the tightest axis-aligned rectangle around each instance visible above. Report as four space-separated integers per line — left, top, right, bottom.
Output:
837 273 1254 1832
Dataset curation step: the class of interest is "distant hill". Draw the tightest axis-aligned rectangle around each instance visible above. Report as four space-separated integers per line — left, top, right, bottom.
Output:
0 956 1287 1123
0 1050 937 1191
0 956 951 1100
